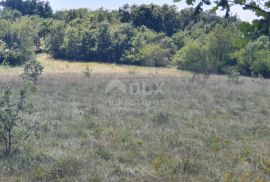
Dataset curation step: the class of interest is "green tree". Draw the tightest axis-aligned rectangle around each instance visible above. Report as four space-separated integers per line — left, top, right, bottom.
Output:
62 26 84 60
0 85 34 156
174 0 270 36
54 9 89 23
93 22 112 61
174 25 240 76
110 23 134 61
0 9 21 20
207 25 240 73
138 44 172 66
21 59 44 84
0 18 34 65
172 30 187 50
130 4 164 32
0 0 53 18
45 20 66 58
119 4 182 35
123 26 173 65
233 36 270 76
173 40 212 77
251 51 270 77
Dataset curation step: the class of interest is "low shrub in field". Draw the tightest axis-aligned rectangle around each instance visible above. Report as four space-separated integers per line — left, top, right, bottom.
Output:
0 84 38 156
83 65 93 78
228 69 241 84
152 154 173 175
152 111 170 125
262 159 270 175
96 147 112 161
33 157 82 181
21 59 44 84
182 158 202 175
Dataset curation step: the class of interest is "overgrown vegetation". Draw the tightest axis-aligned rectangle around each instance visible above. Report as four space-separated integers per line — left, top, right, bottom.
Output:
0 56 269 181
0 84 36 156
21 59 44 84
0 0 270 77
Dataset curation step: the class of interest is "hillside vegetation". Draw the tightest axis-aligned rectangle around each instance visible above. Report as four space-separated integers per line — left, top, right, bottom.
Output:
0 0 270 77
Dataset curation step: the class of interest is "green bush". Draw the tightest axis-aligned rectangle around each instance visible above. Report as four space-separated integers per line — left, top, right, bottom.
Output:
227 69 241 84
206 25 239 73
21 59 44 84
122 26 174 66
172 31 187 50
173 40 212 76
61 26 84 60
152 111 170 125
251 51 270 78
0 40 7 64
138 44 172 67
173 25 241 78
0 19 34 65
83 65 93 78
44 20 66 58
0 85 38 156
233 36 270 77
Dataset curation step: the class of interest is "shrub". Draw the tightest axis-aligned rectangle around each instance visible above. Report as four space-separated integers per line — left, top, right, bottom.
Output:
233 36 270 77
61 26 84 60
0 40 7 64
0 85 38 156
207 25 239 73
138 44 172 67
173 40 212 78
227 69 241 84
122 26 173 66
96 147 112 161
251 51 270 78
152 154 173 175
174 25 239 78
0 19 35 65
172 31 187 50
83 65 93 78
152 111 170 125
44 20 66 58
21 59 44 84
110 23 134 61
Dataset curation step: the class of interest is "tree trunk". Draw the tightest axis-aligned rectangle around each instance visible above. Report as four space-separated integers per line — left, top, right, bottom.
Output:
5 131 12 156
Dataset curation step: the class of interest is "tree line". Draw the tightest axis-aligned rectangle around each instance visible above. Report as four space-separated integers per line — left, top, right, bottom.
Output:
0 0 269 77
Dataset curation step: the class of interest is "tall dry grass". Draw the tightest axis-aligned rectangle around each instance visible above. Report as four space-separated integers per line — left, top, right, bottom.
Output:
0 55 269 181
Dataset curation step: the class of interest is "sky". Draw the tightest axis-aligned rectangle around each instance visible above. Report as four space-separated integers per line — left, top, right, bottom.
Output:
48 0 257 22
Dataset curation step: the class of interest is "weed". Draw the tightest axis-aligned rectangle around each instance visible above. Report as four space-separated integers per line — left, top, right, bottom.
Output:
152 111 170 125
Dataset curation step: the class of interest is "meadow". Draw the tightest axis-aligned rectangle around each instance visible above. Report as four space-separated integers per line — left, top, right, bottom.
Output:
0 54 269 182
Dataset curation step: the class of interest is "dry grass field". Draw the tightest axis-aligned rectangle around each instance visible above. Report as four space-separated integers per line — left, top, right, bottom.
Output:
0 54 270 181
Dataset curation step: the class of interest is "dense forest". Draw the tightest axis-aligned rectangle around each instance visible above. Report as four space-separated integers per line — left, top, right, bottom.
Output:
0 0 270 77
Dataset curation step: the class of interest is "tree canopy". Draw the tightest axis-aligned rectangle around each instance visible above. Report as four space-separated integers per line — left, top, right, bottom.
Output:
0 0 53 18
0 1 270 77
174 0 270 36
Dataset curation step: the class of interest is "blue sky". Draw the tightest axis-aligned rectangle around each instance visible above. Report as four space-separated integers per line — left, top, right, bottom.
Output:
48 0 256 22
